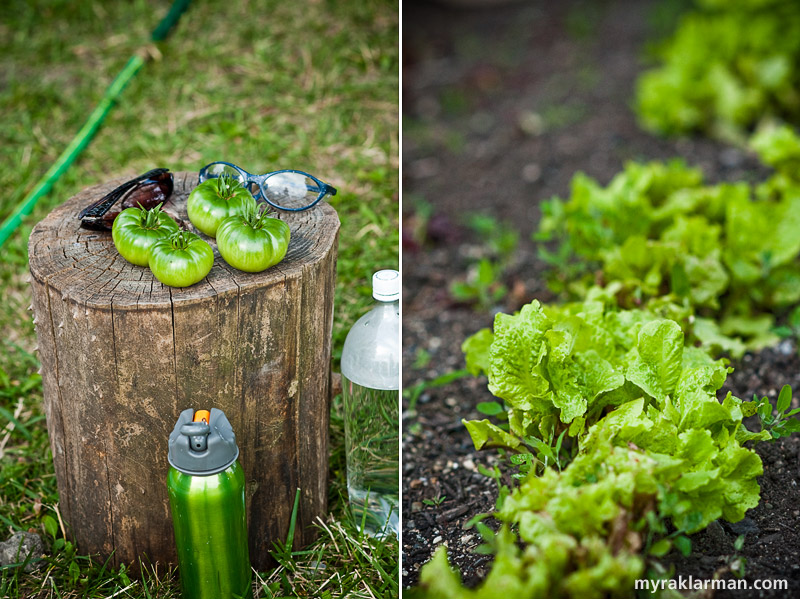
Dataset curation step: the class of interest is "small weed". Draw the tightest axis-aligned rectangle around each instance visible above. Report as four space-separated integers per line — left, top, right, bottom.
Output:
512 429 568 477
476 401 508 419
749 384 800 439
422 494 446 508
731 534 747 578
450 214 520 310
412 348 432 370
773 305 800 355
465 214 519 267
641 502 693 561
647 531 692 560
473 400 572 479
449 259 508 310
403 369 471 412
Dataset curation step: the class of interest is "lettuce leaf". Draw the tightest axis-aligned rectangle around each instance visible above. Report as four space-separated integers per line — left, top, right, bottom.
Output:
487 302 554 418
625 320 684 402
463 419 520 451
462 328 493 376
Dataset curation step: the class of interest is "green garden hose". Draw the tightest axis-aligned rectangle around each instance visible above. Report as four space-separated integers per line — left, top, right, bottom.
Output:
0 0 191 249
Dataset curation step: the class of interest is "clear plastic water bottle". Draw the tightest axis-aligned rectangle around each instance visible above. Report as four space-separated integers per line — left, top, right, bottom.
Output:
341 270 400 536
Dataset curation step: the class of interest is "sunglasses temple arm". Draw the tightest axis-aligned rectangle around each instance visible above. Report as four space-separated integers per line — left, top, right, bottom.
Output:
304 182 337 196
77 181 133 218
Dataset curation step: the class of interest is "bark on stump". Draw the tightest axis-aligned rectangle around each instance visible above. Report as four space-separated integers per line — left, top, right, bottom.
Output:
28 172 339 569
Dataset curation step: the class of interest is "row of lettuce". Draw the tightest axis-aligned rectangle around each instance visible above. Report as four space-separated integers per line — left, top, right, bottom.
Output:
535 124 800 357
414 125 800 596
637 0 800 140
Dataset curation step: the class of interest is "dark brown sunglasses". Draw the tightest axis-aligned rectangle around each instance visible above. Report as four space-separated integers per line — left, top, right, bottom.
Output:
78 168 174 231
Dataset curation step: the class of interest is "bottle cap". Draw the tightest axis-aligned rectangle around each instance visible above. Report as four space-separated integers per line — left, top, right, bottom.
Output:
168 408 239 476
373 269 400 302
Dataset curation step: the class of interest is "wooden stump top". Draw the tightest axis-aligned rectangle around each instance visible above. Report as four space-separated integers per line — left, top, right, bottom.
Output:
29 171 340 308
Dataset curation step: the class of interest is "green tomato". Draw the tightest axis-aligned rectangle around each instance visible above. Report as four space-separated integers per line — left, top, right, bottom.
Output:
148 231 215 288
216 207 291 273
187 175 254 237
112 204 180 266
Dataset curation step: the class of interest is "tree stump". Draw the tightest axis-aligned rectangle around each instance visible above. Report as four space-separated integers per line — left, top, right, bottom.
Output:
28 172 339 570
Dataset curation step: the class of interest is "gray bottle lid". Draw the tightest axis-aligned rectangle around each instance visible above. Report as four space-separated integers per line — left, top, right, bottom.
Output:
168 408 239 476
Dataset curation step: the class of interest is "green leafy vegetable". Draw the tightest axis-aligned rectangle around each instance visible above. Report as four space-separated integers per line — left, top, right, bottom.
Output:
420 120 800 599
625 320 683 402
420 294 786 598
635 1 800 138
536 136 800 354
461 294 734 449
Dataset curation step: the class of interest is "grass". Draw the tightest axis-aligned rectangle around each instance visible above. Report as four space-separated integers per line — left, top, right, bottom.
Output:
0 0 398 596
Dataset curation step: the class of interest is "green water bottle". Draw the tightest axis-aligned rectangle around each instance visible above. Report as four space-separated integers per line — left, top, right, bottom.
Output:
167 408 252 599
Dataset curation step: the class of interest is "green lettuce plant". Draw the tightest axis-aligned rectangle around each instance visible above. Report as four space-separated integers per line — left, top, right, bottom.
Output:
414 126 800 599
462 291 731 448
536 127 800 354
414 293 791 598
635 0 800 138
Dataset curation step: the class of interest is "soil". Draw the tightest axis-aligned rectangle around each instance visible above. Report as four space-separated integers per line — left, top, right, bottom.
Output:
401 0 800 596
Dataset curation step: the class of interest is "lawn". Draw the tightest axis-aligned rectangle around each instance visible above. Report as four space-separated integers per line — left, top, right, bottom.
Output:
0 0 398 596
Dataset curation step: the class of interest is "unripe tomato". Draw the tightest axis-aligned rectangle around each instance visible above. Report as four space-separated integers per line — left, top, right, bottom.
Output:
148 231 214 288
112 203 180 266
216 204 290 273
187 175 254 238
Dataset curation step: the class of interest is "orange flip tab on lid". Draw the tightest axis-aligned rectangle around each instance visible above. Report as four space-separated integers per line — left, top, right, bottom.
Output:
193 410 210 424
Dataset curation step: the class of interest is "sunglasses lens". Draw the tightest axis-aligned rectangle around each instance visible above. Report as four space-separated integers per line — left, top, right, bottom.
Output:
261 172 323 210
201 163 247 186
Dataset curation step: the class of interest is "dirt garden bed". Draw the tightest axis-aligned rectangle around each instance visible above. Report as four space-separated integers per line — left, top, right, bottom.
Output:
402 0 800 594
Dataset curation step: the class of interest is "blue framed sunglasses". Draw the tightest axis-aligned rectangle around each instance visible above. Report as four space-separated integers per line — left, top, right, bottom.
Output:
198 161 337 212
